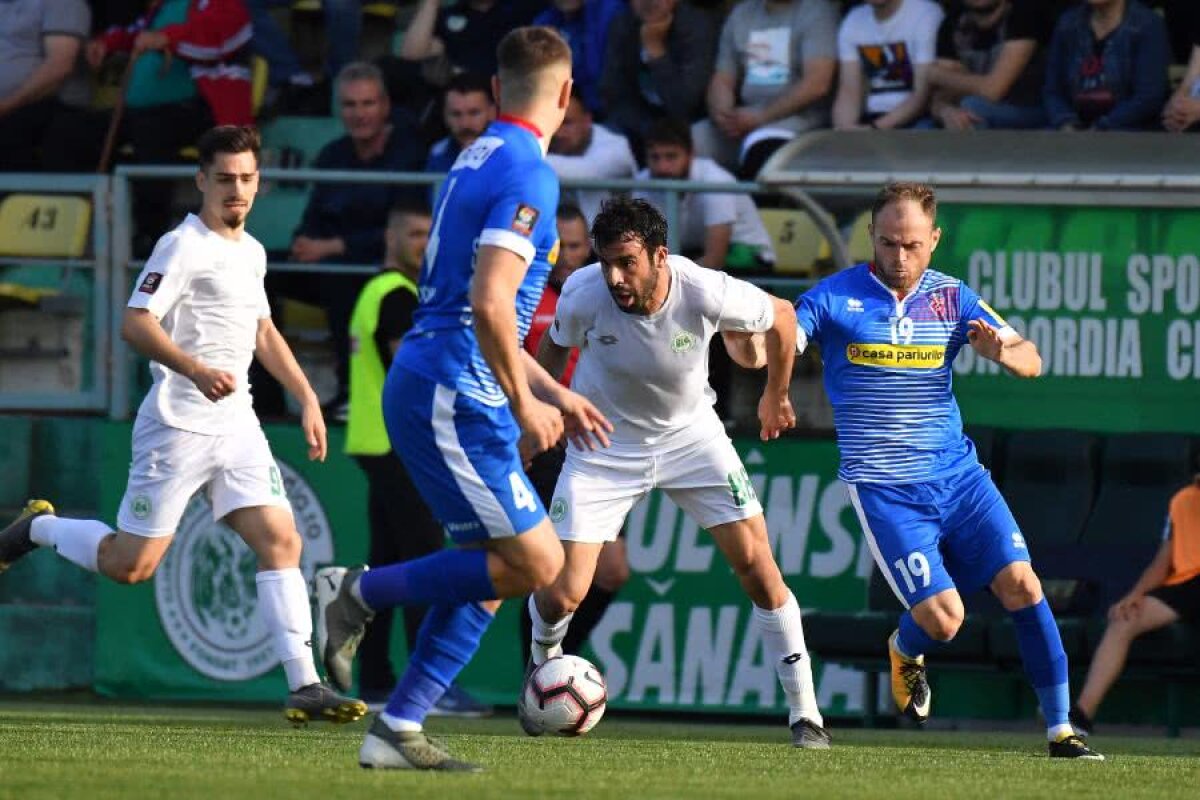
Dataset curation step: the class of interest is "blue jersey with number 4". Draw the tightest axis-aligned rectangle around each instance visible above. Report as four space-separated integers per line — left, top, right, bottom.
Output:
397 119 560 407
795 264 1010 484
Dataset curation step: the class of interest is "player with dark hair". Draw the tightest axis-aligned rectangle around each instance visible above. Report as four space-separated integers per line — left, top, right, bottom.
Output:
0 125 365 726
522 196 830 750
794 181 1102 760
314 27 611 772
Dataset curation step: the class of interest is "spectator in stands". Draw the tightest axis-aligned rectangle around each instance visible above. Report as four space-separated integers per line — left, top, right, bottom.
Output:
1043 0 1169 131
698 0 838 180
399 0 545 87
832 0 944 130
44 0 254 253
0 0 90 171
602 0 718 155
426 73 495 174
534 0 623 115
547 87 638 224
248 0 360 116
1070 462 1200 736
346 203 493 717
927 0 1055 130
633 117 775 270
1162 2 1200 132
289 61 425 418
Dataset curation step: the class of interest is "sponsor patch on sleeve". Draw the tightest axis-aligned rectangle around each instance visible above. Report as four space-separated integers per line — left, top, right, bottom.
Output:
511 204 540 236
139 272 164 294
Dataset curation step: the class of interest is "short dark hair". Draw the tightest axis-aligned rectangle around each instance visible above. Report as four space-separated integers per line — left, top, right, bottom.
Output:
872 182 937 223
388 202 432 226
196 125 260 168
445 72 494 102
556 203 586 226
643 117 692 153
591 197 667 255
496 26 572 105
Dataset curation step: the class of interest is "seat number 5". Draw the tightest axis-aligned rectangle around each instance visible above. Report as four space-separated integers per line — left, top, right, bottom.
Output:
893 551 931 594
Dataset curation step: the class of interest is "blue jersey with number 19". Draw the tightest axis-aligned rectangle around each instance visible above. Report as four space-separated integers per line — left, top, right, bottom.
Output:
396 118 560 406
795 264 1011 484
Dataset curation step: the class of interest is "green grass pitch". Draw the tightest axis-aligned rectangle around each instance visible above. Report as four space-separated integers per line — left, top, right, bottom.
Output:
0 701 1196 800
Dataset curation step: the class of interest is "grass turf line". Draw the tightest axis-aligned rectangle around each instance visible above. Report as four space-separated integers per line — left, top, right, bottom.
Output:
0 702 1196 800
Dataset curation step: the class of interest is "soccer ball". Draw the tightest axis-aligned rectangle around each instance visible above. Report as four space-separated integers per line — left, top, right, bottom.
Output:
521 655 608 736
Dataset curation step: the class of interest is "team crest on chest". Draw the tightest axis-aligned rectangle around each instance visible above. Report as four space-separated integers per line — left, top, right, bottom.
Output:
927 291 947 320
671 330 697 353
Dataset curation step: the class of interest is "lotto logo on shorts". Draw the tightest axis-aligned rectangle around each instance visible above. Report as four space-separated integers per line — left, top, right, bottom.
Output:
139 272 164 294
511 204 540 236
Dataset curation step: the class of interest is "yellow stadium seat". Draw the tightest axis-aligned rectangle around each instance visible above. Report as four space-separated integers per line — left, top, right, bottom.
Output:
292 0 320 11
0 194 91 258
760 208 827 276
847 211 873 265
252 55 269 116
364 2 397 18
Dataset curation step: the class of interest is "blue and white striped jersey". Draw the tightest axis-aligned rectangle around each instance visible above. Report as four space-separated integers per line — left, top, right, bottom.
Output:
396 118 560 406
796 264 1010 484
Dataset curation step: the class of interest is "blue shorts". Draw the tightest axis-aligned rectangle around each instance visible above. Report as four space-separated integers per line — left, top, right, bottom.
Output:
382 364 545 544
845 464 1030 608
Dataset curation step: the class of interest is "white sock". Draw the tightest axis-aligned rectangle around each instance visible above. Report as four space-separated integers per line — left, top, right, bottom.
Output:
30 516 110 573
528 595 571 665
754 592 824 728
255 568 321 692
379 712 422 733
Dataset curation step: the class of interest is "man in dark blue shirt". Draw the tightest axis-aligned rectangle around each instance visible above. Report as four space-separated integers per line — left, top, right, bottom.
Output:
288 61 425 415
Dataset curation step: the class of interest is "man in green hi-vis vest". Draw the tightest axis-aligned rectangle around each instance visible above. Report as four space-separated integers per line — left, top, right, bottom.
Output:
345 204 492 716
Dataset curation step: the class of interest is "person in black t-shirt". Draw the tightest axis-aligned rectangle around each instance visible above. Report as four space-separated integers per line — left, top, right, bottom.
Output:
399 0 546 85
928 0 1057 129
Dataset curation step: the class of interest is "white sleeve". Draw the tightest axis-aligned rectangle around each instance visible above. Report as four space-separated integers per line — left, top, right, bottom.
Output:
718 274 774 334
255 254 271 320
548 269 593 348
127 233 188 318
912 3 945 64
837 13 859 63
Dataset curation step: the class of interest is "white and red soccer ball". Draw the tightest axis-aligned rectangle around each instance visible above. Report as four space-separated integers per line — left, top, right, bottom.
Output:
521 655 608 736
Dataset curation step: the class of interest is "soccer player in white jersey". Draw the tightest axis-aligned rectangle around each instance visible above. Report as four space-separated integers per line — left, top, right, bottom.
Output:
0 126 366 726
522 197 831 749
794 182 1101 760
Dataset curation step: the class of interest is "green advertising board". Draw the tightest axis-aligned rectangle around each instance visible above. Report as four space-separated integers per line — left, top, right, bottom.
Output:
94 425 889 717
936 204 1200 433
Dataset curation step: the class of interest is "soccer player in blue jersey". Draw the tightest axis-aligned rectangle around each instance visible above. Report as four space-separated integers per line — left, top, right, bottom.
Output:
314 27 612 772
795 182 1102 760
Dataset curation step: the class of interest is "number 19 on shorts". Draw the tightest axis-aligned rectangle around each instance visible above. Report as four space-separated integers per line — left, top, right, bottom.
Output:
893 551 931 595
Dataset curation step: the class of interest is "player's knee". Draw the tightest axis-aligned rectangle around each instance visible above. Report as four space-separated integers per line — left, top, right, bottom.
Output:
525 548 565 593
594 556 630 593
996 571 1043 612
927 611 963 642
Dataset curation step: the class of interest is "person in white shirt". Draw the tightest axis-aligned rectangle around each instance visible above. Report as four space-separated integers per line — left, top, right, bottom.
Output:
832 0 944 130
0 126 365 726
546 87 637 225
520 196 830 749
634 117 774 271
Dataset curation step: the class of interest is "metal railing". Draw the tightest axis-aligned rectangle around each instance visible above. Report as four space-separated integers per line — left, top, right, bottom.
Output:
99 167 831 417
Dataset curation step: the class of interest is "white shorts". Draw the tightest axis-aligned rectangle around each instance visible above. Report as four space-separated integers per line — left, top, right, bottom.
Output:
117 415 292 537
548 433 762 544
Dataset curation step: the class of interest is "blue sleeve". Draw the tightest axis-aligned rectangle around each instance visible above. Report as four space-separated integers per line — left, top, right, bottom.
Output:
1095 14 1170 131
957 282 1009 331
794 285 828 346
1042 17 1077 128
479 162 560 265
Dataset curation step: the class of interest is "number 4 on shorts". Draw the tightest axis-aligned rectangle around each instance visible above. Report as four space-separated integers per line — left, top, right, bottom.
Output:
509 472 537 512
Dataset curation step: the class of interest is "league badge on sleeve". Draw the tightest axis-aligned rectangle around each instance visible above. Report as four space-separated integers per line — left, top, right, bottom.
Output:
512 204 540 237
139 272 164 294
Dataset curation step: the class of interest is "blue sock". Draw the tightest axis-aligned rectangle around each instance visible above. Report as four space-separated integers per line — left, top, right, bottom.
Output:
386 602 494 723
1011 599 1070 733
359 548 496 610
895 610 945 659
